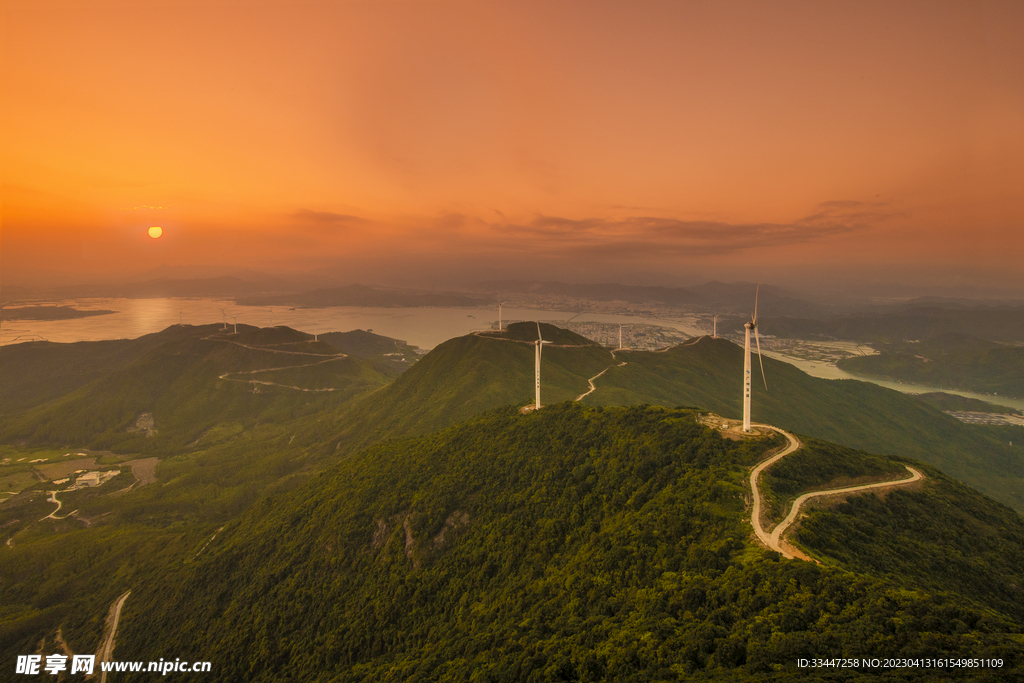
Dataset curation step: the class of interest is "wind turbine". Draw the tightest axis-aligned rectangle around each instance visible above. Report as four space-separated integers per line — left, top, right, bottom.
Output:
218 308 228 330
269 308 273 327
618 323 624 350
498 301 507 331
314 322 318 342
534 322 553 410
742 285 768 432
230 315 238 334
713 315 718 338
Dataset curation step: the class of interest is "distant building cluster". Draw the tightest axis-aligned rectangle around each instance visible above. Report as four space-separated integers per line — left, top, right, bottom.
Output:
946 411 1024 427
62 469 120 491
495 320 690 351
757 337 874 365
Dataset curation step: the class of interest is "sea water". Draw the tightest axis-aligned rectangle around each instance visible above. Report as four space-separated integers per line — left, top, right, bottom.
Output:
5 297 1020 410
0 297 704 350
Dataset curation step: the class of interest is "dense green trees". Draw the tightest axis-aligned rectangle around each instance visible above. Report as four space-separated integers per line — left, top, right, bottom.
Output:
838 334 1024 397
795 468 1024 622
3 326 1024 681
107 405 1022 681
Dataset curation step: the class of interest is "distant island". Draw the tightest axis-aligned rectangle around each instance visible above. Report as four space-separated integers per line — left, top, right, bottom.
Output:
1 306 116 321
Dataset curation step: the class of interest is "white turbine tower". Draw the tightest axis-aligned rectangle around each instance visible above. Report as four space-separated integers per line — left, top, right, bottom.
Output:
230 315 238 334
742 285 768 432
218 308 228 330
314 322 318 342
534 322 552 410
498 301 507 331
713 314 718 338
618 323 624 350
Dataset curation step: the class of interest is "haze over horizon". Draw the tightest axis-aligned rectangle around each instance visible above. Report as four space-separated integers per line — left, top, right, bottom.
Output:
3 1 1022 295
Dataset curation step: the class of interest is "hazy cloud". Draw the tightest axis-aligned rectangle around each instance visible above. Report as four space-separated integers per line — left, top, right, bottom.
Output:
484 214 867 257
291 209 364 224
814 200 866 210
797 199 898 229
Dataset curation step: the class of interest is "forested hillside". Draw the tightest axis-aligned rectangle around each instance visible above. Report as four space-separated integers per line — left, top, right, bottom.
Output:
580 337 1024 513
3 324 1024 681
0 324 395 453
107 405 1023 681
748 305 1024 344
327 322 613 448
837 334 1024 398
326 331 1024 513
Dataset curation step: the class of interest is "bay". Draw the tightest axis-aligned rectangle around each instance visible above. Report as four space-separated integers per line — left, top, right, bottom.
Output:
7 297 1019 411
0 297 704 351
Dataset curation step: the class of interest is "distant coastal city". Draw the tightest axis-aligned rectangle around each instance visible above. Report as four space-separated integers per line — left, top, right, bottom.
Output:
497 320 691 351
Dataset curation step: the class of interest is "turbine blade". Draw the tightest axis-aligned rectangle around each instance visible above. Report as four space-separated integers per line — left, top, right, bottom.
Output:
755 328 768 391
753 283 760 325
536 321 543 341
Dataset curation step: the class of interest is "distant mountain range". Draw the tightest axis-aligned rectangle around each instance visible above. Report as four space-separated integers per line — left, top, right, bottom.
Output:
475 280 830 316
1 276 296 301
749 304 1024 344
237 284 488 308
0 306 115 321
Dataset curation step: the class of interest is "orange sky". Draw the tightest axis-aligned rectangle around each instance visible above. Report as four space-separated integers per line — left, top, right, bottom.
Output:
3 0 1023 290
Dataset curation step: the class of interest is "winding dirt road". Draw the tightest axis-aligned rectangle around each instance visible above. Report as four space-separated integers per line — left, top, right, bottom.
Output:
218 355 350 392
768 465 923 555
40 491 62 520
98 590 131 683
208 336 344 357
575 361 628 401
748 427 802 551
39 490 78 521
748 425 925 561
575 368 609 401
206 336 355 392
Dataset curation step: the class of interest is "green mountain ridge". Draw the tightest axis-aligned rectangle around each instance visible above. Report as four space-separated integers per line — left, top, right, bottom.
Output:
2 325 1024 680
914 392 1022 415
837 334 1024 398
329 323 613 448
96 405 1023 681
4 323 1022 511
328 331 1024 513
0 324 396 453
751 307 1024 344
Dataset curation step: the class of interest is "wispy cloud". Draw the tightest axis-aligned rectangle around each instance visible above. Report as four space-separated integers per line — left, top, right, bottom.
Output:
797 199 898 229
478 212 873 257
291 209 364 224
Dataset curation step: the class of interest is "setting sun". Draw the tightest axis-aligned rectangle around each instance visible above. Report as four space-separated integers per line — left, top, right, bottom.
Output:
148 227 163 239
